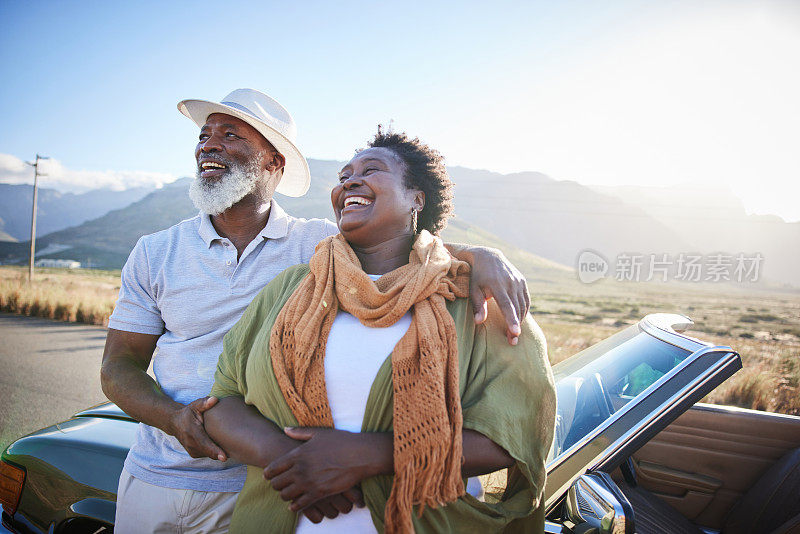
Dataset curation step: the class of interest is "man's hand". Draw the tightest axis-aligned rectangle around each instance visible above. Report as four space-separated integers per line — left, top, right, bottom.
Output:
264 427 391 513
457 245 530 345
167 396 228 461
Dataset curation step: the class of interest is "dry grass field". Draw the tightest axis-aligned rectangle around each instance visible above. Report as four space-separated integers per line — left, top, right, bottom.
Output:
0 266 119 326
2 264 799 415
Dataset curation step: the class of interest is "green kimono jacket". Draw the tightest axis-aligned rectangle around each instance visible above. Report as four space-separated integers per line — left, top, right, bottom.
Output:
211 264 556 533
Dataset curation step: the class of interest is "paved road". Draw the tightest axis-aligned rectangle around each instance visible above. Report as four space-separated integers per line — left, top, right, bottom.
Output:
0 313 110 451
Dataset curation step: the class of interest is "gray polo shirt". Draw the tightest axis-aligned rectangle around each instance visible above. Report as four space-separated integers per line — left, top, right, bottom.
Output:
108 200 337 491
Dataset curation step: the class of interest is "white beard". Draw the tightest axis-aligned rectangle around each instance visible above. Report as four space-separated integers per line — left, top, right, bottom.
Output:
189 156 265 216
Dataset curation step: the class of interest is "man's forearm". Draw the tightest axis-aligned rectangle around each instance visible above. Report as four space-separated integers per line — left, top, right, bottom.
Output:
100 357 182 434
204 396 299 467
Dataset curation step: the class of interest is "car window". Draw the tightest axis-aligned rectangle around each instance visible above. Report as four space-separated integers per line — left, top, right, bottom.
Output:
614 352 685 397
548 326 692 462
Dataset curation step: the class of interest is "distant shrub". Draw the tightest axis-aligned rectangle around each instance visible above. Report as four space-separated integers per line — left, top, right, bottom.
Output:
53 303 74 321
740 313 781 323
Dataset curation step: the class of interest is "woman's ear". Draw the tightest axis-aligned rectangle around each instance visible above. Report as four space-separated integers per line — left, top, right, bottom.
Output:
413 190 425 212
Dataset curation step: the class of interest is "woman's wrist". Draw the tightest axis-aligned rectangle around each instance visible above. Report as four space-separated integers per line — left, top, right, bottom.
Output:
356 432 394 478
255 432 300 468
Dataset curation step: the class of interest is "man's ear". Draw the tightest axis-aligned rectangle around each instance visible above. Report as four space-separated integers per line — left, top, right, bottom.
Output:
266 151 286 176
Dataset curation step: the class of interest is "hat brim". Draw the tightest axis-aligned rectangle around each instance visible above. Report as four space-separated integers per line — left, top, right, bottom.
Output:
177 99 310 197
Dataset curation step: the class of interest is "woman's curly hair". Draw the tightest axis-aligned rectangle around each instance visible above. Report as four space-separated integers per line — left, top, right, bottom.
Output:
366 126 455 235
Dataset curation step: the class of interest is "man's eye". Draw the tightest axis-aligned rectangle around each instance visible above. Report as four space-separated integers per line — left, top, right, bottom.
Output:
338 175 350 182
199 134 208 140
364 168 378 174
226 133 238 138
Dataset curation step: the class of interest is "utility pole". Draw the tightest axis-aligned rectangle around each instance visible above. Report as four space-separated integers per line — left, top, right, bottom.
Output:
25 154 49 282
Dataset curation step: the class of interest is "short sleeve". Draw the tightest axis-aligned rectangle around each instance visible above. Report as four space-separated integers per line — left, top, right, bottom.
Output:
210 264 311 401
108 237 165 335
461 301 556 512
210 335 246 400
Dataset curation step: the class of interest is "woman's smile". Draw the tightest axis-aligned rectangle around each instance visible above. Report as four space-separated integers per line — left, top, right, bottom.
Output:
338 192 376 225
332 147 423 249
343 195 374 209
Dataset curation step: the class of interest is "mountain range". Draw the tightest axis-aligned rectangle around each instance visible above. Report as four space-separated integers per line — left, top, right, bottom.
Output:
0 160 796 287
590 184 800 288
0 184 155 242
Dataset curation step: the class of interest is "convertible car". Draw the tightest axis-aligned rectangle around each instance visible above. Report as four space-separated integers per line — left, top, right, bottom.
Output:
3 314 800 533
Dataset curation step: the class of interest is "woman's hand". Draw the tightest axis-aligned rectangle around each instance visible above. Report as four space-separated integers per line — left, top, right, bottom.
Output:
299 488 365 523
263 427 392 512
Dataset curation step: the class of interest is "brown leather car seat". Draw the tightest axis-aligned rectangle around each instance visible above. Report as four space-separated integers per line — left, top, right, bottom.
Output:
617 447 800 534
723 447 800 534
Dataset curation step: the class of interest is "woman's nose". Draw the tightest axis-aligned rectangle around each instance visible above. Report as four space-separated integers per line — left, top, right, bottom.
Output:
342 174 363 189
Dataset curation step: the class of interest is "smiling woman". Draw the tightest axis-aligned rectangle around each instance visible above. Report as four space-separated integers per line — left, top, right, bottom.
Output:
203 129 556 534
333 147 423 249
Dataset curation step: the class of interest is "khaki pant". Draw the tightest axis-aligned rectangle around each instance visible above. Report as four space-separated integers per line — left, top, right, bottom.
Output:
114 468 238 534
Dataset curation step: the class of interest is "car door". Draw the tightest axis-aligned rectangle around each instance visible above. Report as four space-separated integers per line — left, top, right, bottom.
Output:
628 403 800 530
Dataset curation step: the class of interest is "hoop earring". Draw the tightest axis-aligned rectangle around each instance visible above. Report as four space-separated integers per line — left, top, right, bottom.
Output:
411 208 418 234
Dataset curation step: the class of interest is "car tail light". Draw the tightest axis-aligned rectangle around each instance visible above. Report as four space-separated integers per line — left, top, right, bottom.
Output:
0 460 25 515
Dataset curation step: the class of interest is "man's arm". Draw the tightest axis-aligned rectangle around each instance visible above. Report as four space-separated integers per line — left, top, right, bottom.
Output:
264 427 514 512
100 328 227 461
444 243 530 345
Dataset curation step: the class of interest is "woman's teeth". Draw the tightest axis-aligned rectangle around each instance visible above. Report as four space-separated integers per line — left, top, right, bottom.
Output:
344 196 373 208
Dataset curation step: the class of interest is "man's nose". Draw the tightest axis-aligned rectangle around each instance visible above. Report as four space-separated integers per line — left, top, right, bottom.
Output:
200 133 223 153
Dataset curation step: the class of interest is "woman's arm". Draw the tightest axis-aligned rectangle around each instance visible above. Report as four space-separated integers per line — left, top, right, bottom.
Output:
463 429 515 477
204 397 365 523
264 427 513 512
204 396 297 467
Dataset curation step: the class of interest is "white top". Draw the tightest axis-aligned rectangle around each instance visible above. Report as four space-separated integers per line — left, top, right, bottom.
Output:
296 275 482 533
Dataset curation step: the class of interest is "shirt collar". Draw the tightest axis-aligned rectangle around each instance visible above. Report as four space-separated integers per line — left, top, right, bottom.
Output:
260 199 290 240
197 199 290 248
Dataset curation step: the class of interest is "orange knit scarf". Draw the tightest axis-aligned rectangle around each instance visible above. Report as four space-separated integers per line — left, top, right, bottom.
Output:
270 231 470 533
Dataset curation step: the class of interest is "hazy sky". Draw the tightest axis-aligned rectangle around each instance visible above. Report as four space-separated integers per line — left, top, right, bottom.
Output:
1 0 798 221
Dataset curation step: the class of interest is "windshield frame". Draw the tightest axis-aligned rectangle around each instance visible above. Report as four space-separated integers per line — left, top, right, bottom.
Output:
543 314 741 512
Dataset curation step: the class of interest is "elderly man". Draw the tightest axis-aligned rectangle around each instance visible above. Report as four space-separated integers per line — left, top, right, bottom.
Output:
101 89 530 533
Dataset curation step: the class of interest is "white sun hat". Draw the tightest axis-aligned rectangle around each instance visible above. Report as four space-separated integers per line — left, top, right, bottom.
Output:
177 88 310 197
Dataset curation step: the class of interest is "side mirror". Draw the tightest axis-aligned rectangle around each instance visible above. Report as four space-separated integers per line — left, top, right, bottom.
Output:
564 472 634 534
